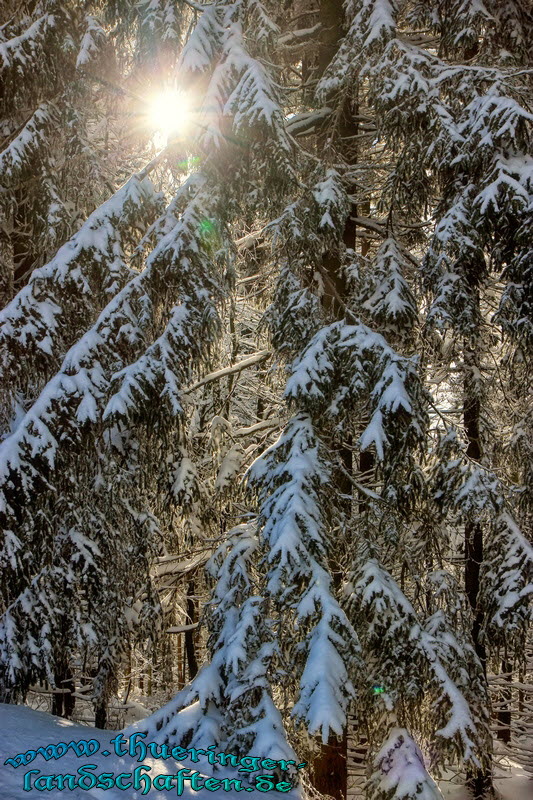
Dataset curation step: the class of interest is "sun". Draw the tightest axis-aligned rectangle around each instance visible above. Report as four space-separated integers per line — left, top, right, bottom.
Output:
148 88 192 143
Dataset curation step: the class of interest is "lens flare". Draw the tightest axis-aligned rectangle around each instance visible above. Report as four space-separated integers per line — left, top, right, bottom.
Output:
148 88 191 143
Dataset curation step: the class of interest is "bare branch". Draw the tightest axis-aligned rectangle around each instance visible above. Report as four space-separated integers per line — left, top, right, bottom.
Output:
182 350 271 396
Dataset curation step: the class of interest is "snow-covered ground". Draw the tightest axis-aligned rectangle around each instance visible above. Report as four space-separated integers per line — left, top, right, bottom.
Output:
0 704 300 800
0 704 530 800
439 762 532 800
437 757 532 800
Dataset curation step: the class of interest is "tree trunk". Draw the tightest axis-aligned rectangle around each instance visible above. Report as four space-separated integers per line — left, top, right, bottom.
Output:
51 663 75 719
185 580 199 680
311 5 368 797
94 698 107 729
463 308 493 799
496 658 512 745
52 617 75 719
311 4 377 796
312 736 347 800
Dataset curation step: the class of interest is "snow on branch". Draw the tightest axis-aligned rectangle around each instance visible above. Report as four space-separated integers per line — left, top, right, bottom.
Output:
362 238 418 337
0 13 53 74
0 174 221 523
0 103 57 184
285 321 427 462
318 0 398 97
0 173 161 378
348 555 485 764
248 414 359 741
369 728 443 800
182 349 271 395
179 2 222 72
481 511 533 642
138 524 296 765
187 0 292 164
76 15 106 68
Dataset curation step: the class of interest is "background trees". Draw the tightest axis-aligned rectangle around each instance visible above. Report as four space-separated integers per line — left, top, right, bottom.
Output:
1 1 532 799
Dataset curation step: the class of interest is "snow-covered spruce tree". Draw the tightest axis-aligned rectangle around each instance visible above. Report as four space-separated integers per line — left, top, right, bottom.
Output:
0 0 210 722
410 4 533 793
137 523 299 782
130 3 522 799
1 1 532 798
308 2 533 796
0 154 231 720
0 168 164 710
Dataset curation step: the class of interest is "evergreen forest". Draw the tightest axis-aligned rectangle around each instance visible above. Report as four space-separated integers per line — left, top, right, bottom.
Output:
0 2 532 799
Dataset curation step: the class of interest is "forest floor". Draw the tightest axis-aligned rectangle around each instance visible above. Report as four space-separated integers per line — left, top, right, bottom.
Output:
0 703 287 799
439 756 531 800
0 704 530 800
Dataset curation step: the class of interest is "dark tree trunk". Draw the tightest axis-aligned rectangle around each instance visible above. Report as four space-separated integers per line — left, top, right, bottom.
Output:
311 6 365 797
463 300 493 798
311 430 351 800
311 5 376 797
92 657 113 729
185 580 199 680
496 658 512 744
51 664 75 719
52 617 75 719
94 698 107 729
312 735 347 800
